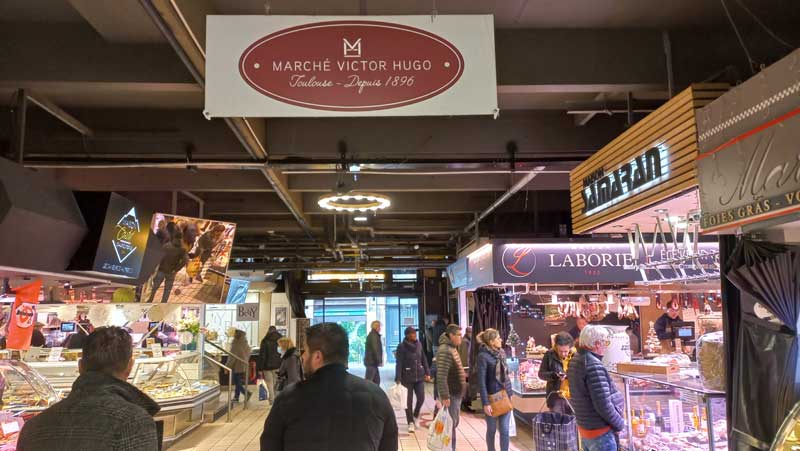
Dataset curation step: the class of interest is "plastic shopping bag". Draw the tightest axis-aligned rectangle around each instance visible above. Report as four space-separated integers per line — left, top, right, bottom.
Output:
389 383 408 409
508 413 517 437
258 379 269 401
427 407 453 451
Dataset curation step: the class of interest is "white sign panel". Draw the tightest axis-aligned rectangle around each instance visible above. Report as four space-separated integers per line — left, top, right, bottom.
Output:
237 303 260 322
206 15 497 117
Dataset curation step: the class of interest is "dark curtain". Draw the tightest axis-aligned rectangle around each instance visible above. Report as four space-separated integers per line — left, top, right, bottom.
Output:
284 270 306 318
724 237 800 450
468 288 511 398
719 235 740 442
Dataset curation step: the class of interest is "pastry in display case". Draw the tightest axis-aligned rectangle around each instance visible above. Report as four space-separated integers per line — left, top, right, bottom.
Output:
129 352 219 403
611 365 727 451
512 358 547 393
772 400 800 451
0 360 60 451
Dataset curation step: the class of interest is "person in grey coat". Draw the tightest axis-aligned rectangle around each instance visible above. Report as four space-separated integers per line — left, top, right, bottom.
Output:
364 321 383 384
435 324 467 449
18 327 161 451
276 337 303 392
568 325 625 451
231 329 253 402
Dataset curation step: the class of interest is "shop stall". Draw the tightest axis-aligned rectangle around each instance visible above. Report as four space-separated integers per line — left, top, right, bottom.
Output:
568 84 731 450
694 48 800 451
451 238 721 428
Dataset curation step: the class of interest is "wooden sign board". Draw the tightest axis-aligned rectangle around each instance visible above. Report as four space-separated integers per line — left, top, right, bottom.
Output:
570 84 727 234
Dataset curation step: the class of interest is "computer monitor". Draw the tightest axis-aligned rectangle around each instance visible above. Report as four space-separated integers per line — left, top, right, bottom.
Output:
148 321 161 331
673 321 696 343
60 322 76 333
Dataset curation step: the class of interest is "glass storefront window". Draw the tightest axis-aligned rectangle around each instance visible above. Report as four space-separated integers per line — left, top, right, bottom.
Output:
302 296 420 366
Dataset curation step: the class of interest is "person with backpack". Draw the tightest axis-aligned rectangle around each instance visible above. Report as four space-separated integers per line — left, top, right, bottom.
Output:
276 337 303 393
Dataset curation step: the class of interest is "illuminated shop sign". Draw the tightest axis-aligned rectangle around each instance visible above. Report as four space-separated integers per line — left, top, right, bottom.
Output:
582 146 669 215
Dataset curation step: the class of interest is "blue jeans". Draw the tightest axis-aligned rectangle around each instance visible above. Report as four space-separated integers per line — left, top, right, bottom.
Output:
485 411 511 451
233 372 247 400
446 395 462 449
582 431 618 451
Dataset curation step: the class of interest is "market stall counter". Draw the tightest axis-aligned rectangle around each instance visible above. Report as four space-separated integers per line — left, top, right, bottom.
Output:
509 357 548 423
27 352 220 444
611 365 727 451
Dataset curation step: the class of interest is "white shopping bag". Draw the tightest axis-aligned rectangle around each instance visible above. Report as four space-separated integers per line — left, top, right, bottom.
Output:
389 383 408 408
508 413 517 437
427 407 453 451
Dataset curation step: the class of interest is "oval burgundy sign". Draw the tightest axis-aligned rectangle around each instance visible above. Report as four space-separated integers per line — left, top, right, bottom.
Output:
239 21 465 112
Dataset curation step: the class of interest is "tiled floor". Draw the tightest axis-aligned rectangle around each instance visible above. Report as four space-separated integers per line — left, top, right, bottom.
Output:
170 387 537 451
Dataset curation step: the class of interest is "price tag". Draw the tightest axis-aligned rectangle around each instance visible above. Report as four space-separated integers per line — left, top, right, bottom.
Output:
151 344 163 358
47 347 63 362
1 421 20 436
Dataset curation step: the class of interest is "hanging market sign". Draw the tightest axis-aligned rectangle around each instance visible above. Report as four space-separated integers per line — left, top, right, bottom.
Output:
582 146 669 215
205 16 497 117
570 84 727 234
696 48 800 233
492 242 719 284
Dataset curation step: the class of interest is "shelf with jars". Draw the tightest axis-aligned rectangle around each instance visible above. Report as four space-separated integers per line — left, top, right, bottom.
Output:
611 365 727 451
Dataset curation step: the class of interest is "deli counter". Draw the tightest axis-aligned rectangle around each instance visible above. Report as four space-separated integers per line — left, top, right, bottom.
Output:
611 364 727 451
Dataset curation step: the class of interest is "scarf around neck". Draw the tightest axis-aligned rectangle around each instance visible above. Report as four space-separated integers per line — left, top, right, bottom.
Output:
483 344 508 384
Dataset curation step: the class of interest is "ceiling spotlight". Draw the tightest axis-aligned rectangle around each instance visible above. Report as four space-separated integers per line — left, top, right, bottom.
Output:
353 216 369 222
318 191 391 212
654 208 668 214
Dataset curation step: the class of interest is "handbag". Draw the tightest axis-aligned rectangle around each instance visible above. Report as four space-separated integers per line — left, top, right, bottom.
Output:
487 390 513 417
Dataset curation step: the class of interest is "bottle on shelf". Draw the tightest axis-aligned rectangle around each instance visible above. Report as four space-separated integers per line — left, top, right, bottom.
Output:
652 401 663 433
636 409 648 437
691 406 700 430
701 407 709 433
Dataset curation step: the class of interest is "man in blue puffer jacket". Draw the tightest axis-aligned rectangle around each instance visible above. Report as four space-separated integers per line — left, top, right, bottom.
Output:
568 325 625 451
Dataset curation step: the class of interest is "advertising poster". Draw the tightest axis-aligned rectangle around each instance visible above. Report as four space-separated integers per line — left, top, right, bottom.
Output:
140 214 236 304
92 194 151 278
7 280 42 350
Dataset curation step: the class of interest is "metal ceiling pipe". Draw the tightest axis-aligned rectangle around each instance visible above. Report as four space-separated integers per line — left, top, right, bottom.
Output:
139 0 315 240
24 160 267 169
463 166 546 232
351 226 459 237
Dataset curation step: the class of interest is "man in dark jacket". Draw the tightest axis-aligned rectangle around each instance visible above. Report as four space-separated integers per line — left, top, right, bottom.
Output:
364 320 383 384
18 327 161 451
190 223 226 282
261 322 398 451
395 327 430 432
568 325 625 451
435 324 467 449
146 236 188 303
259 326 283 403
655 301 682 352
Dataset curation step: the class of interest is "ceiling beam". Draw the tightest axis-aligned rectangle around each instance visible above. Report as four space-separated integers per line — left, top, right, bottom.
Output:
140 0 316 240
287 172 570 192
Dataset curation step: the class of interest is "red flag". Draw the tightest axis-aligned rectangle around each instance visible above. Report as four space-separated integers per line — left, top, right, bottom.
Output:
7 281 42 350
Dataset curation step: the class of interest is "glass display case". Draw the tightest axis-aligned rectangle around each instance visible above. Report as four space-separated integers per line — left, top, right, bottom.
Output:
0 360 60 451
771 400 800 451
508 358 547 424
130 352 219 405
611 366 728 451
0 360 59 414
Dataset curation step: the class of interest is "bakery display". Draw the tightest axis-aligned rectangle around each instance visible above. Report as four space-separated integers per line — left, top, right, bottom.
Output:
524 337 548 358
517 359 547 391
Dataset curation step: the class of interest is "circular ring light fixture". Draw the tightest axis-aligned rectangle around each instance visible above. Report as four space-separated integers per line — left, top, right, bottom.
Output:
317 192 391 212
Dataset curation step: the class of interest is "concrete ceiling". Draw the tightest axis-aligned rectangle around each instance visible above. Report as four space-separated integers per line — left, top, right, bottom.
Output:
1 0 799 271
